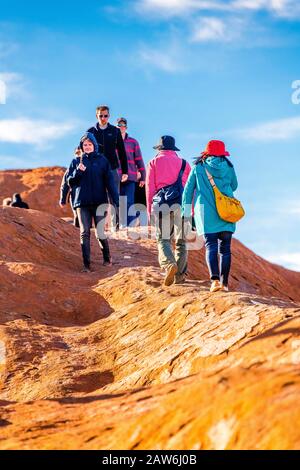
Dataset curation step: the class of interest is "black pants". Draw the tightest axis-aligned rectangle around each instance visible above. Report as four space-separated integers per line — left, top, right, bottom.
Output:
76 205 110 266
69 196 79 228
107 169 120 229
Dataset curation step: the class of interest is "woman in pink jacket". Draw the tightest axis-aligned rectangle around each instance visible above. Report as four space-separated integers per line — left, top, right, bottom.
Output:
146 136 191 286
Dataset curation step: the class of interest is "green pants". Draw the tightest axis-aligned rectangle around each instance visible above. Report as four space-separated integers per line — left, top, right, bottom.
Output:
155 208 187 274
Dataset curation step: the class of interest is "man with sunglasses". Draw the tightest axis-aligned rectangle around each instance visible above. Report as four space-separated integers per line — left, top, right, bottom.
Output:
87 105 128 229
116 117 146 228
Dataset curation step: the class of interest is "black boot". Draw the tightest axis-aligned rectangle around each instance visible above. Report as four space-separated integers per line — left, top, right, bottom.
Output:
81 244 91 271
98 238 112 266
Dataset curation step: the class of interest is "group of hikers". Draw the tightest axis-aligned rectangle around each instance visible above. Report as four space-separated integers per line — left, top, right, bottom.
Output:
59 104 243 293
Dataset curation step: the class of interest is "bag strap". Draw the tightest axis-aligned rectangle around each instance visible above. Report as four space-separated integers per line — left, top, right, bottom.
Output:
204 167 216 188
177 159 186 183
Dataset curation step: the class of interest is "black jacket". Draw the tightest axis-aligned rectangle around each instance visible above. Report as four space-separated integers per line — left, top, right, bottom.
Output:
11 194 29 209
60 162 79 205
60 170 71 204
67 152 119 209
87 123 128 174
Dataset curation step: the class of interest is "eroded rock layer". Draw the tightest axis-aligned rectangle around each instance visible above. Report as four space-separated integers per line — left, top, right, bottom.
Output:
0 206 299 449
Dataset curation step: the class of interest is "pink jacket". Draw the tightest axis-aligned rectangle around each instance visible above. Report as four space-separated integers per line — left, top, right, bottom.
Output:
146 150 191 217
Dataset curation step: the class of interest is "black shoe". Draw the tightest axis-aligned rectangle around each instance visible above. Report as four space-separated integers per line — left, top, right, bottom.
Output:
100 239 111 265
81 265 91 273
81 244 91 269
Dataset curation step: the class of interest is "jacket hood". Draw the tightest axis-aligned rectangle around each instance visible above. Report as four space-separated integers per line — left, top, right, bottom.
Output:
95 122 113 131
79 132 99 154
204 156 232 178
12 193 22 203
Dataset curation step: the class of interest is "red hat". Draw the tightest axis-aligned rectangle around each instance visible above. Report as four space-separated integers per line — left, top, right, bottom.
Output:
201 140 230 157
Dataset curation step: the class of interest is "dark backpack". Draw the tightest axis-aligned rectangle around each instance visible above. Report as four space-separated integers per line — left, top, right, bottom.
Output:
152 159 187 213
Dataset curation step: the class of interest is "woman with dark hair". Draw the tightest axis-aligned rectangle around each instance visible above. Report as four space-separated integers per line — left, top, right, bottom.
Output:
182 140 239 293
146 135 191 286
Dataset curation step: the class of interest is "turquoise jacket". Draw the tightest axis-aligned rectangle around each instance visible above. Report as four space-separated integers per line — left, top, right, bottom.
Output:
182 157 238 235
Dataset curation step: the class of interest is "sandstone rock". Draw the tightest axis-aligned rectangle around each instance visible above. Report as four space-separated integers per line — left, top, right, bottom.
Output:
0 166 72 217
0 205 299 449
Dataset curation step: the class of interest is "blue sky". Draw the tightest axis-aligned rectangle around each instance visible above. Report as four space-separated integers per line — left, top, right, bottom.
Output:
1 0 300 270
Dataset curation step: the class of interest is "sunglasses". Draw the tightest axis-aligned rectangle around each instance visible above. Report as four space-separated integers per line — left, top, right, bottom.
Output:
99 114 109 118
117 123 127 127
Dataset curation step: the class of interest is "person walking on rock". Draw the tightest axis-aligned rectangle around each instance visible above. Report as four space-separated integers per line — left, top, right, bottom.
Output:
87 105 128 230
146 136 191 286
67 133 119 271
134 171 147 227
182 140 239 293
59 146 82 227
116 117 146 227
11 193 29 209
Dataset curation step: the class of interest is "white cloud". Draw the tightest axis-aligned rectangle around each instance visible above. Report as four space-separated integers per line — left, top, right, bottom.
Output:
266 252 300 271
190 16 243 42
191 17 227 42
136 0 300 18
0 73 26 102
134 0 300 50
232 0 265 9
133 0 300 56
136 0 208 16
233 116 300 141
0 81 5 105
135 0 234 18
140 0 188 8
136 42 186 72
233 0 300 18
189 116 300 142
0 118 78 145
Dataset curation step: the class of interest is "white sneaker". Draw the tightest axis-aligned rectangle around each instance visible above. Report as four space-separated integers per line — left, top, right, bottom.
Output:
222 285 229 292
210 280 222 293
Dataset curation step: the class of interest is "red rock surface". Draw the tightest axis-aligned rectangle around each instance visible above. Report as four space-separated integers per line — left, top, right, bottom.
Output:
0 166 72 217
0 193 300 449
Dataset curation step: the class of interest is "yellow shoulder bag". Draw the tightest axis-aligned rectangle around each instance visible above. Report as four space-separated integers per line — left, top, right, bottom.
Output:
205 168 245 223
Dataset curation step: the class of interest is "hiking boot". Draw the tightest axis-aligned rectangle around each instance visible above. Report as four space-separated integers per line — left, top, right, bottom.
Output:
81 245 90 270
174 273 187 284
81 265 91 273
99 238 112 266
103 257 113 266
210 280 222 293
164 264 178 286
